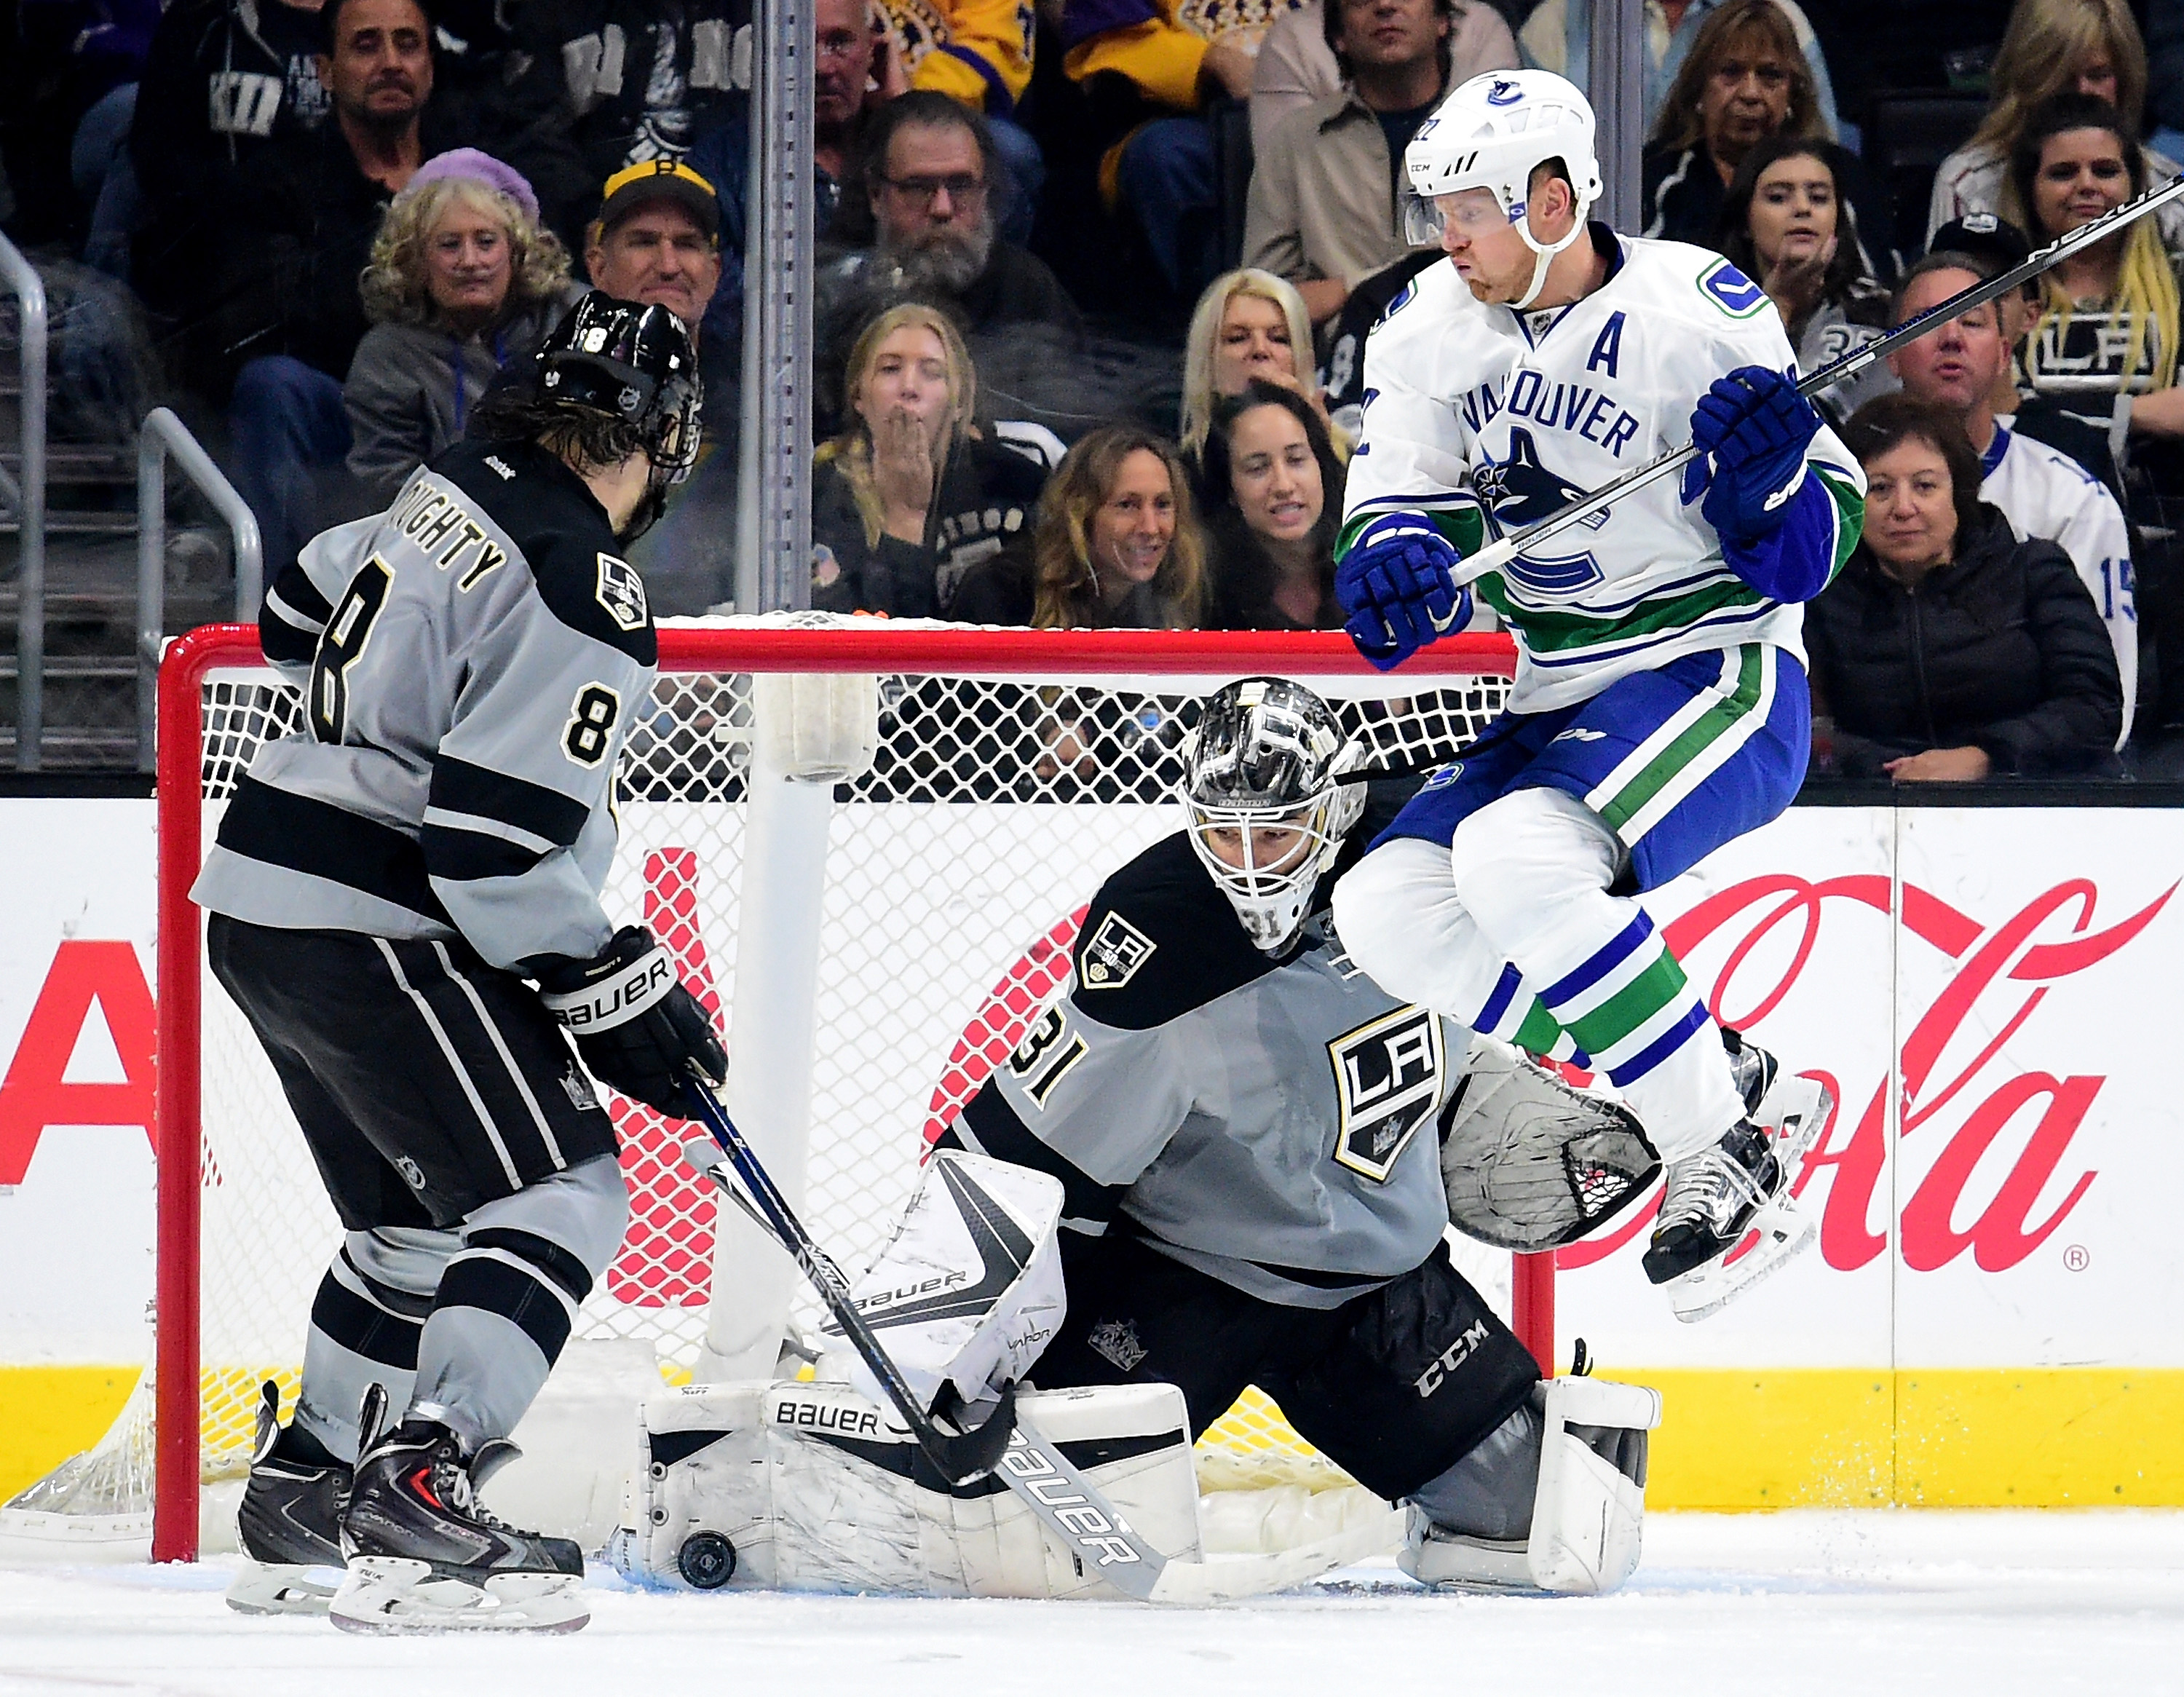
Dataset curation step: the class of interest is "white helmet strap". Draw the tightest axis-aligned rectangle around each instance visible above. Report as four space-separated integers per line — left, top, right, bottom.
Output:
1508 178 1593 309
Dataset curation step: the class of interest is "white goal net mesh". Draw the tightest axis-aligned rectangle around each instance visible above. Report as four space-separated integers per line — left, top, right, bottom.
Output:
141 630 1521 1527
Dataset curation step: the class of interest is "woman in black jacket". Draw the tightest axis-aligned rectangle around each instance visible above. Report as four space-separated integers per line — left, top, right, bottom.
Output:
1202 381 1347 631
1807 395 2122 780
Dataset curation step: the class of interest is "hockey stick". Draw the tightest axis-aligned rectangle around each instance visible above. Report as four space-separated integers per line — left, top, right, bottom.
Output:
672 1102 1405 1602
675 1077 1016 1487
1436 170 2184 590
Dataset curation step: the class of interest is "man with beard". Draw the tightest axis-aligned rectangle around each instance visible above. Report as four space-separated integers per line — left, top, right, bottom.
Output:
815 91 1081 435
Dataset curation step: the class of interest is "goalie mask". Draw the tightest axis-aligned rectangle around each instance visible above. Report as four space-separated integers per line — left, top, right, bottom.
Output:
1401 70 1603 309
1180 679 1365 954
536 294 704 530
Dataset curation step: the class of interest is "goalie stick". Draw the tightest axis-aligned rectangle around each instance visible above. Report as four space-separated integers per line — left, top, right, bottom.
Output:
1425 170 2184 593
672 1085 1404 1603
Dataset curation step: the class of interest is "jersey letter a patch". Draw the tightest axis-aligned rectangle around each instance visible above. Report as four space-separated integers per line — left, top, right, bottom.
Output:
1080 911 1156 989
1328 1005 1446 1182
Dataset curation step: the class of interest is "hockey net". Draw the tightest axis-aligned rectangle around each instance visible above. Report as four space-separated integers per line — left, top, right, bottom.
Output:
97 620 1545 1561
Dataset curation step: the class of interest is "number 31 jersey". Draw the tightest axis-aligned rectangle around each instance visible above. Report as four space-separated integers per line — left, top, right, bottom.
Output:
1342 226 1865 714
191 438 655 977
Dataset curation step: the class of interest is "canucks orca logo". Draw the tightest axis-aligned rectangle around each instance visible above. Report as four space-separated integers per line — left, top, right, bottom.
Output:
1473 428 1586 526
1472 429 1607 594
1486 79 1524 106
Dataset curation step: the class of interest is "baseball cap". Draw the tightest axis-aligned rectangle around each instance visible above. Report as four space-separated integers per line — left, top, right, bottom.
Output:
597 159 721 240
1928 212 2033 276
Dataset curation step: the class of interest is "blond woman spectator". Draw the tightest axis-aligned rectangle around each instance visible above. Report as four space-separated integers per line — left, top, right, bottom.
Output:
953 426 1208 628
1178 269 1339 469
1928 0 2184 255
344 151 579 502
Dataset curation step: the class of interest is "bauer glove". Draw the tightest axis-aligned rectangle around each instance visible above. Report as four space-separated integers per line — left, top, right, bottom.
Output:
1679 366 1821 546
1335 513 1470 673
538 925 726 1118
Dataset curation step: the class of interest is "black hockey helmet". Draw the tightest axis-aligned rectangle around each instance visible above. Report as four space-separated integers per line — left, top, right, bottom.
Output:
1179 678 1365 952
535 293 703 486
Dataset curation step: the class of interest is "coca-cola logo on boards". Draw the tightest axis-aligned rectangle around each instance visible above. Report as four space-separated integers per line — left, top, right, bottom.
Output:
1556 872 2174 1275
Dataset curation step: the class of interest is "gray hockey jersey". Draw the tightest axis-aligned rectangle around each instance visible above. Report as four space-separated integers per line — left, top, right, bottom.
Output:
191 439 656 976
938 834 1467 1309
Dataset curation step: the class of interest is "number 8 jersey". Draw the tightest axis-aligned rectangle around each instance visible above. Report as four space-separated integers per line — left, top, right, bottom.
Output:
1342 230 1866 714
193 438 656 977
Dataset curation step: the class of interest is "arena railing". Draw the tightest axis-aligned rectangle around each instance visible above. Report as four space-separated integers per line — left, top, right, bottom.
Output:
0 232 46 772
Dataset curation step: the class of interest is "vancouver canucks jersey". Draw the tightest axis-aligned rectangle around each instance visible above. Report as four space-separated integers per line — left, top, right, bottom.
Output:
191 438 656 976
1342 226 1865 713
936 834 1466 1310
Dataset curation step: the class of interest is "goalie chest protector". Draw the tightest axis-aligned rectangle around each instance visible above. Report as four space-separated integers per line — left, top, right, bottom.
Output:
949 833 1465 1309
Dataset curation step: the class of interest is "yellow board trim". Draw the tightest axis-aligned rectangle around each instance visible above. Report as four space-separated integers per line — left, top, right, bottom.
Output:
0 1366 142 1505
6 1366 2183 1511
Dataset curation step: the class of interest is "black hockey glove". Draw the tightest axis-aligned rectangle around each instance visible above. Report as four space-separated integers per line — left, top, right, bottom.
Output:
537 926 726 1118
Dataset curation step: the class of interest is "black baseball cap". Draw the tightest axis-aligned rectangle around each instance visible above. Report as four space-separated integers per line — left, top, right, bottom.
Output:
597 159 721 240
1928 213 2033 276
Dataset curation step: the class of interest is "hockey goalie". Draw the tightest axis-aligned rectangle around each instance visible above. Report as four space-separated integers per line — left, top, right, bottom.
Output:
620 679 1828 1599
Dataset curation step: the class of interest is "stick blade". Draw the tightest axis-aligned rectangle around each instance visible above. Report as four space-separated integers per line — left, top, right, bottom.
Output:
923 1382 1018 1485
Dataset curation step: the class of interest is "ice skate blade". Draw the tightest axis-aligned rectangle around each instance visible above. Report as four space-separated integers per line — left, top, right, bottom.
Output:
1667 1203 1815 1323
328 1556 590 1634
226 1560 343 1616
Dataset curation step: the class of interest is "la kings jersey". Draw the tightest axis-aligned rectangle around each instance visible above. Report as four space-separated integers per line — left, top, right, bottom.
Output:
938 834 1465 1310
193 439 656 974
1982 422 2137 747
1342 226 1865 714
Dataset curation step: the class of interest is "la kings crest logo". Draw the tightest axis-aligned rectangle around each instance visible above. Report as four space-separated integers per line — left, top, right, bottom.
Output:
596 552 649 632
1080 911 1156 989
1327 1005 1447 1182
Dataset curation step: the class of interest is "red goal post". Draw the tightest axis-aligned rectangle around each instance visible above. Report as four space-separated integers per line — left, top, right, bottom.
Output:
152 621 1551 1563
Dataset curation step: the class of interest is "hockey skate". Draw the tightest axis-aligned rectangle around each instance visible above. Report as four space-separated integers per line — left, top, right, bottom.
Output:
331 1388 588 1634
1642 1051 1831 1322
226 1382 350 1617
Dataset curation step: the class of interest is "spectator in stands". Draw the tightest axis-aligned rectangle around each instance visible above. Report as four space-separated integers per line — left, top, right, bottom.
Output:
1243 0 1455 328
687 0 906 376
1519 0 1842 143
1928 0 2184 256
1807 395 2121 779
1177 269 1336 472
1929 214 2042 425
215 0 449 575
585 159 727 345
1886 249 2138 745
343 151 580 503
871 0 1043 242
1713 135 1891 422
1250 0 1514 152
952 425 1208 627
58 0 158 276
558 0 749 191
129 0 339 348
810 303 1047 617
828 93 1079 337
1201 380 1346 629
1640 0 1888 270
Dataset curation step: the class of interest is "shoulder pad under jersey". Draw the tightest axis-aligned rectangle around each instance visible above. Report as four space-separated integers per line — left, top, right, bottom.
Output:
432 438 657 666
1071 833 1282 1030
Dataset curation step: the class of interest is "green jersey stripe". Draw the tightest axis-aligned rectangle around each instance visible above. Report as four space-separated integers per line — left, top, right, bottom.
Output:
1473 571 1771 655
1562 949 1693 1059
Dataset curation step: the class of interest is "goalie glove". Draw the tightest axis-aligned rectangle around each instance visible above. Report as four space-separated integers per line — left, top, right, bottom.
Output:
1336 513 1471 672
537 925 725 1117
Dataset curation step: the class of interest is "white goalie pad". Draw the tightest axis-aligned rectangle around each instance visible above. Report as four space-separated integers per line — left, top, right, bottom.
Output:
829 1150 1067 1414
614 1379 1202 1599
1439 1037 1660 1251
1401 1374 1661 1596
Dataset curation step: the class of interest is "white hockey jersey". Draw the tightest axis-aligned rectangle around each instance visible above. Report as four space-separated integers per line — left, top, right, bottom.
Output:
1982 422 2136 748
1342 227 1865 713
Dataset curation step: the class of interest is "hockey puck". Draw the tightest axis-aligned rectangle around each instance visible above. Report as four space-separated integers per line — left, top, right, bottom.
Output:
677 1531 737 1590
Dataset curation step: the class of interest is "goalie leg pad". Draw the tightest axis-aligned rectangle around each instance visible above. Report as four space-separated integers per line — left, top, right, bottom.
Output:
1401 1374 1661 1596
615 1379 1202 1599
1440 1036 1661 1251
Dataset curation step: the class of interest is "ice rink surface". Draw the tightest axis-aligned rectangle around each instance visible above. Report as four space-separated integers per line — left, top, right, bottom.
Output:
3 1511 2181 1697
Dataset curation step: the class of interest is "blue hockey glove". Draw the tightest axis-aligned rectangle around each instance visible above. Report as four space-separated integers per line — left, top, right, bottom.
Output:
1679 366 1821 546
1336 513 1468 672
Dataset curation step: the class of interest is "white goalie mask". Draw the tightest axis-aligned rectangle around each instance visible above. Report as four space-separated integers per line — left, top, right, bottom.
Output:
1180 679 1366 954
1401 70 1603 309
